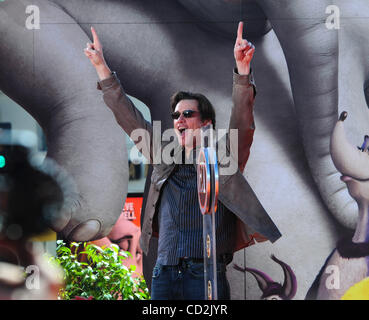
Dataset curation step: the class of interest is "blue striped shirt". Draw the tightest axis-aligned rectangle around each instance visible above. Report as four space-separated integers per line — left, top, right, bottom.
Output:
156 163 236 265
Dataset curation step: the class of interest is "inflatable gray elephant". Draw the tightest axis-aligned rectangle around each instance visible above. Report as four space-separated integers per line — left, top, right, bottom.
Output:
1 0 368 298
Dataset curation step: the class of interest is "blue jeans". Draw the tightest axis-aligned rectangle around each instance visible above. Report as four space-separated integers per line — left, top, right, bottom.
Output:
151 258 230 300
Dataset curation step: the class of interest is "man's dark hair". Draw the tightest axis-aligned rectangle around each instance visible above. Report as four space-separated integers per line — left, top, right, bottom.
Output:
170 91 216 129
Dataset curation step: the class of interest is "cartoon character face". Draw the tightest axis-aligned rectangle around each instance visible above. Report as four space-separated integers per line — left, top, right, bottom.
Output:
331 112 369 204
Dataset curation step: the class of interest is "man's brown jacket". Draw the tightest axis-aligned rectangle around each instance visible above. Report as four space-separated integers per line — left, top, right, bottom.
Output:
97 70 281 255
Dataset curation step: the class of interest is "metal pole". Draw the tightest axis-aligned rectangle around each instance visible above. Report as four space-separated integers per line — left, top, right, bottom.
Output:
197 125 218 300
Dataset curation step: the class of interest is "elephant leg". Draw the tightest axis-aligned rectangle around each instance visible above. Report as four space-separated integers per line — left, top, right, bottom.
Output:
0 0 128 241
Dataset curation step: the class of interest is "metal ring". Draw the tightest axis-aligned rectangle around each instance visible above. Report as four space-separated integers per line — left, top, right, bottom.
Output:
206 234 211 259
207 280 212 300
197 148 211 215
209 148 219 214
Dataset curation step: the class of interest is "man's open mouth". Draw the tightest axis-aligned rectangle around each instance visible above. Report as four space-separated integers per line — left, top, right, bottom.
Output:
178 128 187 136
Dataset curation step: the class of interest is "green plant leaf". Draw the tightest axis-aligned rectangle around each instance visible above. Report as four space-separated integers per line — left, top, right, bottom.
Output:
50 241 150 300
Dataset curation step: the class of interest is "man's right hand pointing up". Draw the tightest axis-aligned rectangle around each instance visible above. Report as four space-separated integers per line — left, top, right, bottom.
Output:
84 27 111 80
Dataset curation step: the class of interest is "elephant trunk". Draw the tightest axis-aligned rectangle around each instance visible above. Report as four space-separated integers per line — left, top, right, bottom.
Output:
258 0 357 228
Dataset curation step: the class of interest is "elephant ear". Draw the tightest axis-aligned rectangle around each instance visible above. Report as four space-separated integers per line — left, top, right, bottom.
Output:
233 263 274 292
271 254 297 300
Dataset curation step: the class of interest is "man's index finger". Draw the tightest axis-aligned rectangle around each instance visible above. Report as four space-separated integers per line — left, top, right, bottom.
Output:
91 27 101 46
237 21 243 40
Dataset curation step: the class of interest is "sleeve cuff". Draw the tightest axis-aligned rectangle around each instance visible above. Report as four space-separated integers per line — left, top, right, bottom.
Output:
233 67 257 97
96 71 120 91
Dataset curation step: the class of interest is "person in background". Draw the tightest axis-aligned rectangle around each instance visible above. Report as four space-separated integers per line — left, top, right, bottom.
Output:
0 143 65 299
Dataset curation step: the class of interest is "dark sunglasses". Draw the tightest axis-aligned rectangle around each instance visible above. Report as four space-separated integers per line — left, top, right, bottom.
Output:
171 109 199 120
